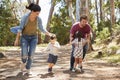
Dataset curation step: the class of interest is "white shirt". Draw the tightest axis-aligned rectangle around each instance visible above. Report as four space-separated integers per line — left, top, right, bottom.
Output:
46 41 60 56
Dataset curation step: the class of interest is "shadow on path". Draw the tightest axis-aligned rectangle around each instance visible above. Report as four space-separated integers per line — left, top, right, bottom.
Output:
38 72 54 78
5 72 29 80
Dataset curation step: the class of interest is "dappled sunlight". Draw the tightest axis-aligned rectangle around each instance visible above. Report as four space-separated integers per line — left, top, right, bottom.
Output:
0 46 120 80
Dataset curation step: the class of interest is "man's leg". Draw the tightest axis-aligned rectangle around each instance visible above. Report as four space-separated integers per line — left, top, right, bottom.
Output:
70 45 75 70
82 44 88 60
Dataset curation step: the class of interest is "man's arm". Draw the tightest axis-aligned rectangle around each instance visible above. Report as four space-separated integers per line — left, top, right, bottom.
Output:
69 33 74 44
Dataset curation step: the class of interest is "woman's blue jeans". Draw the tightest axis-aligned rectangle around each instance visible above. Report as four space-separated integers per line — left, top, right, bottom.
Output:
70 43 88 70
20 35 38 69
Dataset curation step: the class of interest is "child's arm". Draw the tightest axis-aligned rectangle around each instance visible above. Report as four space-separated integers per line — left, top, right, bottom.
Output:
44 43 51 51
66 39 76 46
82 38 87 46
53 42 60 49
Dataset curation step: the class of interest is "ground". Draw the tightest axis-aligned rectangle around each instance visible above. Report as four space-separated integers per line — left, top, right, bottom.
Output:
0 45 120 80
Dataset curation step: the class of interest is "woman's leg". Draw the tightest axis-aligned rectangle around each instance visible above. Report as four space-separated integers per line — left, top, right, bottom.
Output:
20 36 29 71
26 36 38 70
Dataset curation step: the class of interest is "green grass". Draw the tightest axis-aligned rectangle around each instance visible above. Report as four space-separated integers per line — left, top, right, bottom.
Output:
102 54 120 63
89 51 120 63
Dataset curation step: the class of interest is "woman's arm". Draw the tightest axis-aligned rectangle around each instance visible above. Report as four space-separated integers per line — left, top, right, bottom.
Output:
14 32 21 46
37 17 52 36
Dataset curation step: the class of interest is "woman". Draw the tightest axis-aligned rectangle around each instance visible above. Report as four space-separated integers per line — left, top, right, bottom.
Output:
14 3 51 74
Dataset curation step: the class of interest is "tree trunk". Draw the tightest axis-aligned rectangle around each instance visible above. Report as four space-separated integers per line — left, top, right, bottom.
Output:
80 0 86 15
36 0 39 4
95 0 99 26
110 0 115 25
100 0 103 21
66 0 75 24
44 0 56 43
27 0 35 4
76 0 80 21
109 0 115 37
86 0 89 22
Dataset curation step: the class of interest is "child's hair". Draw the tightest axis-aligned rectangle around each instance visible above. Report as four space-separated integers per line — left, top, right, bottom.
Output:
74 31 83 42
50 34 56 40
26 3 41 12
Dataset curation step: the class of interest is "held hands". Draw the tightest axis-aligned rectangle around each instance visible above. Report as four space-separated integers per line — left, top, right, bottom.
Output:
46 32 54 37
66 42 72 46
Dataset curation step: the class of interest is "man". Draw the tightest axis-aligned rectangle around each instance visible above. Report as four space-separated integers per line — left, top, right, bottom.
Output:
69 15 91 71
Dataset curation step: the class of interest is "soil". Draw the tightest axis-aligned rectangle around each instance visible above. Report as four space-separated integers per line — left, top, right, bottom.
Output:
0 45 120 80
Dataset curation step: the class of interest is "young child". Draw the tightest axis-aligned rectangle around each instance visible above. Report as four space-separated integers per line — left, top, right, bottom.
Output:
71 31 86 72
45 34 60 73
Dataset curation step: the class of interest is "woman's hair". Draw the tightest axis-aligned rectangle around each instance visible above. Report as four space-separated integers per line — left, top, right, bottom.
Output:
26 3 41 12
74 31 83 42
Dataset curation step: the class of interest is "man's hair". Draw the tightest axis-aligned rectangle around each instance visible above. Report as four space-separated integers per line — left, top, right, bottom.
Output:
80 15 88 21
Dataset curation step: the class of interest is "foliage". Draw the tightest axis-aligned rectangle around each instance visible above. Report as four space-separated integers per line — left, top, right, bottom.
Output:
0 0 19 46
97 27 110 41
50 2 72 45
103 54 120 63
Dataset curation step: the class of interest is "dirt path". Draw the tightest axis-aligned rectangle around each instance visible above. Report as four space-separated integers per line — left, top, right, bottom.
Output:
0 46 120 80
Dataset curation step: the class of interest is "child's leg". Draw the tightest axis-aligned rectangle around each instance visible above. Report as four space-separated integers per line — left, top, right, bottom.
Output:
48 63 54 68
48 63 54 72
72 58 79 72
79 58 82 67
74 58 79 68
79 58 83 72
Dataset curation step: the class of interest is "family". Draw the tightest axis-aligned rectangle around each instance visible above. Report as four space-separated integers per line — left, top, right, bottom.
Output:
11 3 91 74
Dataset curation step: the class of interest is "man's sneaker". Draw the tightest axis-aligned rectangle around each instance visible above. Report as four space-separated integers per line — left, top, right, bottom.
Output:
72 68 76 72
69 68 73 71
48 68 52 73
20 63 26 72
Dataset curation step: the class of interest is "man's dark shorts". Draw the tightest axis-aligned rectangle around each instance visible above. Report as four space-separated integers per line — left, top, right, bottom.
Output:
47 54 58 64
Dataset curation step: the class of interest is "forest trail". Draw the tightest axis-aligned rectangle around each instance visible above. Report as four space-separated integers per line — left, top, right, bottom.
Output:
0 45 120 80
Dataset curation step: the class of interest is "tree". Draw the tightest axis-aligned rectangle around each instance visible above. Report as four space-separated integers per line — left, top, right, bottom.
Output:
100 0 103 21
0 0 19 46
110 0 115 25
95 0 99 25
27 0 39 4
65 0 75 24
44 0 56 43
76 0 80 21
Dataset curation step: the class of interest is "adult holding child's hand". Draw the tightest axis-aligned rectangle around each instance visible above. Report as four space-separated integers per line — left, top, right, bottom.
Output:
12 3 52 74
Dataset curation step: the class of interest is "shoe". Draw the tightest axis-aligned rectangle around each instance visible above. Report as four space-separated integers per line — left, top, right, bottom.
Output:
25 69 32 75
79 66 83 73
72 68 76 72
69 67 73 71
48 68 52 73
20 63 26 72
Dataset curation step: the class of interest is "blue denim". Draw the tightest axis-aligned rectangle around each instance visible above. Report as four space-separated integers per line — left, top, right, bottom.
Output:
10 12 48 34
10 26 20 34
20 35 38 69
70 43 88 70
